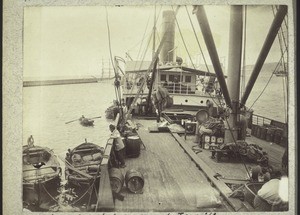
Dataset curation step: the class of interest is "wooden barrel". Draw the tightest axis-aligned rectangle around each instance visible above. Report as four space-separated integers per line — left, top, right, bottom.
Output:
266 128 275 142
109 168 124 193
256 126 262 138
125 169 144 193
274 129 283 144
125 136 141 158
251 124 258 136
260 126 268 140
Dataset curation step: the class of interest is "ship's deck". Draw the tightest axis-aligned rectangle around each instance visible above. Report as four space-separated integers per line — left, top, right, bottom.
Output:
114 120 231 212
113 118 285 212
182 134 285 183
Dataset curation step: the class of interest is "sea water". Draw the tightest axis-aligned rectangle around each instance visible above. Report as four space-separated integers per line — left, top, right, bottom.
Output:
23 81 116 159
23 75 286 156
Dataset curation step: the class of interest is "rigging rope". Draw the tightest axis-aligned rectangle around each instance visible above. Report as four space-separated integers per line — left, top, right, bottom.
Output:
249 47 288 110
41 183 59 203
173 6 224 110
127 6 163 100
185 6 211 73
136 12 152 61
271 5 288 123
105 6 122 110
127 6 163 54
172 6 196 70
71 182 95 205
185 6 227 109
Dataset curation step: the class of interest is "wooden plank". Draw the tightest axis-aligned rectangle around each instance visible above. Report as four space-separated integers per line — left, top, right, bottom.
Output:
96 165 114 211
171 132 253 212
95 114 119 211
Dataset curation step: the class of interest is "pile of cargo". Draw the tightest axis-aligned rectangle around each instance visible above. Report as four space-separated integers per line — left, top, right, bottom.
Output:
251 124 287 146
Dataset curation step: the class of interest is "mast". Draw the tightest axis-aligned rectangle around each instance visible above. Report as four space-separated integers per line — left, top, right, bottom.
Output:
146 6 158 114
225 6 244 142
124 6 180 123
241 6 247 97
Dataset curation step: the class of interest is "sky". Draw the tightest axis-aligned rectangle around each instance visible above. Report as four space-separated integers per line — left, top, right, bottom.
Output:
24 5 285 78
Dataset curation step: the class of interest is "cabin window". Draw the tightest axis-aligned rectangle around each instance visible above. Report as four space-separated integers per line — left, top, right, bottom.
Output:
169 75 180 82
161 74 166 81
185 76 191 83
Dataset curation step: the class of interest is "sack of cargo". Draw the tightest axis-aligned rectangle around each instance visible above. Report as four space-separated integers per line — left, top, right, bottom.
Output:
71 154 82 163
82 155 93 162
92 153 103 161
196 187 222 208
166 96 173 108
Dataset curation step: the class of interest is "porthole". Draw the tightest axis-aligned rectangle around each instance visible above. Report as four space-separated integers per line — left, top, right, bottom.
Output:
185 99 188 102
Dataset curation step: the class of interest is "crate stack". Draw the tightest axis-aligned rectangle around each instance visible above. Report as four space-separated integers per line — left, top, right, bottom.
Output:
201 134 224 150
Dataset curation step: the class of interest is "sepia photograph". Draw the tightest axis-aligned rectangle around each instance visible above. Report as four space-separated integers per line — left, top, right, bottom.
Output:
3 0 296 214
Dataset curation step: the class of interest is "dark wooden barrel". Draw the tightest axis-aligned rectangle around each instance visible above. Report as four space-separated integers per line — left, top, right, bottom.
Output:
266 128 275 142
251 124 258 136
125 136 141 158
256 125 262 138
274 128 283 144
109 168 124 193
260 126 268 140
125 169 144 193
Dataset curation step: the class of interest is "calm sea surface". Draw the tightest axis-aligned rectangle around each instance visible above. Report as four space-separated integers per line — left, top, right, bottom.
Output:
23 81 115 160
23 75 287 158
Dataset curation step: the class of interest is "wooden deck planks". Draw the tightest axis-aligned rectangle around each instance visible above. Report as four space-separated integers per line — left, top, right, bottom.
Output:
114 121 228 212
171 133 250 212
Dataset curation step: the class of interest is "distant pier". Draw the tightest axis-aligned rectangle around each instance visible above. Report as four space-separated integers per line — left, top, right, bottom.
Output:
23 77 112 87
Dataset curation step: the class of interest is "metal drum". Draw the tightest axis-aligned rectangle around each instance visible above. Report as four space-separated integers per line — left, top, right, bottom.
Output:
125 169 144 193
125 136 141 158
109 168 124 193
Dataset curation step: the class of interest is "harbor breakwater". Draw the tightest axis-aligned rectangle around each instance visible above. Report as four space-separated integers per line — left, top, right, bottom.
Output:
23 77 112 87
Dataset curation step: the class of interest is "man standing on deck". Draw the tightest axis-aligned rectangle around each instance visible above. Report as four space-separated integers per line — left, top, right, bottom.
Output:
109 124 126 168
253 171 288 211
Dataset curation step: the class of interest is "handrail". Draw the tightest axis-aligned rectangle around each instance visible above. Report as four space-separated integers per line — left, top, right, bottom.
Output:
251 114 287 129
158 83 220 97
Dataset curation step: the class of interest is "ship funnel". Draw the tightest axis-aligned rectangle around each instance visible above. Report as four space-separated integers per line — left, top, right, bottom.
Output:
160 10 176 64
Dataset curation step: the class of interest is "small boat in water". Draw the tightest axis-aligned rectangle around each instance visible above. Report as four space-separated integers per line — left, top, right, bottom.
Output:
79 116 94 127
65 139 104 188
23 139 61 210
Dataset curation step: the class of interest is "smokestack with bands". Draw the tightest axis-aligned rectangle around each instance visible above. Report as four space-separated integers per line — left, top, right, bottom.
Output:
160 10 176 64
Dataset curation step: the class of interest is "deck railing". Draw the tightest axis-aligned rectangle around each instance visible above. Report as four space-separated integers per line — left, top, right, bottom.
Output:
158 83 220 97
251 114 273 126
